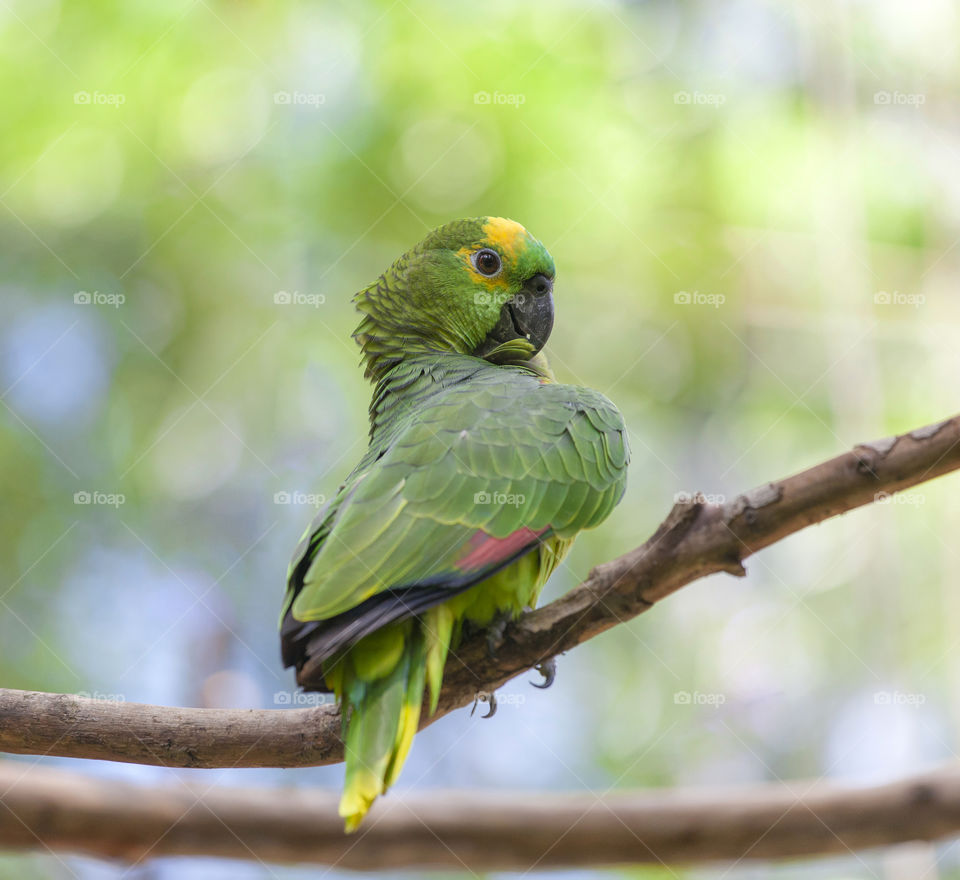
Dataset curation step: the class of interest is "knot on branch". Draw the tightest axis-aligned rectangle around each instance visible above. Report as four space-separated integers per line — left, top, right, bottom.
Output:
724 483 781 522
854 436 898 476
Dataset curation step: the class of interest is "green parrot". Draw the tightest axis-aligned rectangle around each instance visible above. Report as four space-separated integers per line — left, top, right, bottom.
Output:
280 217 629 831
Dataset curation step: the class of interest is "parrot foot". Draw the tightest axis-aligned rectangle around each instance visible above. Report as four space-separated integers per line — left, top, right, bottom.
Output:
484 611 513 658
531 657 557 689
471 690 497 719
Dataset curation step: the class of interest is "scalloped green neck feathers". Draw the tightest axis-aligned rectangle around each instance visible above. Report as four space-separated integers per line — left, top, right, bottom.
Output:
352 217 555 381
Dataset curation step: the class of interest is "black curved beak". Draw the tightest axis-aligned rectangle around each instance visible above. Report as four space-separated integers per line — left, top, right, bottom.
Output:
512 274 555 352
474 274 555 359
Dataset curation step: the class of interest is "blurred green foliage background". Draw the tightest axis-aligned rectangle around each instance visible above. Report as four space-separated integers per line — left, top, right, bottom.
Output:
1 0 959 877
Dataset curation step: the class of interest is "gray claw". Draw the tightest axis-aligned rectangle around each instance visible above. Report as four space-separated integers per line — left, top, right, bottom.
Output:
471 691 497 718
485 612 512 658
531 657 556 689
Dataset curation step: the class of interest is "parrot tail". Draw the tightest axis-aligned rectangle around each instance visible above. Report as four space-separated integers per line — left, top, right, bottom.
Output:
336 620 429 832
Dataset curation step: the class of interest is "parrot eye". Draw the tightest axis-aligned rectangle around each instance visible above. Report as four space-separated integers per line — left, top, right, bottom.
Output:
473 248 502 277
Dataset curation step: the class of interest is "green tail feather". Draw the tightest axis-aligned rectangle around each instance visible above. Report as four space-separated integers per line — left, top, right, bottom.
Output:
338 623 428 832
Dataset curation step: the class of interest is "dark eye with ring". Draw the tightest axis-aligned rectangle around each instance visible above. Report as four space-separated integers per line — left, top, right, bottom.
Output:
473 248 502 276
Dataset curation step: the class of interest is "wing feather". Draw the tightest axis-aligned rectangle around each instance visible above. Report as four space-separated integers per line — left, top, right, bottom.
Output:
282 357 629 667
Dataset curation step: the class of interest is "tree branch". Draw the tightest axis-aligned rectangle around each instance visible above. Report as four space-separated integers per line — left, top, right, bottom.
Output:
2 413 958 769
2 759 960 868
1 413 960 869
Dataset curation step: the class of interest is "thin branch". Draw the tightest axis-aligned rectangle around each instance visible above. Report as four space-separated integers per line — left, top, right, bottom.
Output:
2 759 960 868
2 413 958 769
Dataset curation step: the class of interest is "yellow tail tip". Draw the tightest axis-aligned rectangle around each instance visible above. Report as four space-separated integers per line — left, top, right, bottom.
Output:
339 787 376 833
342 812 366 834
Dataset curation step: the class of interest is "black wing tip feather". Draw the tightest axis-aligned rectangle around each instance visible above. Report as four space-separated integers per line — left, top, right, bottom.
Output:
281 587 464 693
281 531 551 692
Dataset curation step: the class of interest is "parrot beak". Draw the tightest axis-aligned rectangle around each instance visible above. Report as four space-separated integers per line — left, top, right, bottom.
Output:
474 274 555 360
513 274 555 353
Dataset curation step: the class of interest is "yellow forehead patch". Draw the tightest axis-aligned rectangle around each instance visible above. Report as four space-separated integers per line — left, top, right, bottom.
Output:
482 217 528 260
456 217 530 290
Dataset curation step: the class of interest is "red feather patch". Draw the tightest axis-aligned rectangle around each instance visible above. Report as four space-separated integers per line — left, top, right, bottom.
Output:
456 526 549 572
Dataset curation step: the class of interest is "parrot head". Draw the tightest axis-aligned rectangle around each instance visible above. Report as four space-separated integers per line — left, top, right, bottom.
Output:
353 217 556 379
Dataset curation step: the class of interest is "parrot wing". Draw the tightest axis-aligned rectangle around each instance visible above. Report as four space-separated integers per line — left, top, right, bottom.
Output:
281 361 628 667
